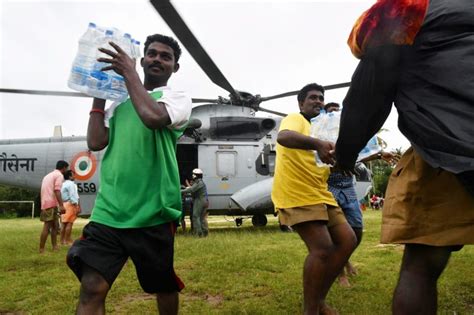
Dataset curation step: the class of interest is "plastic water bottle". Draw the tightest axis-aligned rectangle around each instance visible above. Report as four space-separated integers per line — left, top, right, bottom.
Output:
326 111 340 142
310 111 341 167
68 23 133 101
85 30 126 101
87 29 113 98
131 39 141 58
67 23 98 93
106 33 134 100
121 33 132 56
310 106 383 164
357 136 382 161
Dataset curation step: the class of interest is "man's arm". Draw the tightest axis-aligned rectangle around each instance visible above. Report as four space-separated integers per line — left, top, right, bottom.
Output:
124 71 171 129
359 151 400 165
181 180 204 194
335 45 401 170
69 183 80 204
87 98 109 151
277 130 335 165
54 190 65 214
98 42 171 129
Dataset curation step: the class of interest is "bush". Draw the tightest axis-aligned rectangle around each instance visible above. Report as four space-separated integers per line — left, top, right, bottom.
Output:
370 160 395 196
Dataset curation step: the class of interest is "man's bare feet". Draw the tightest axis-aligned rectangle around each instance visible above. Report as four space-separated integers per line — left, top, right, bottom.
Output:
346 262 358 276
52 246 60 251
39 248 45 254
338 275 351 288
320 302 339 315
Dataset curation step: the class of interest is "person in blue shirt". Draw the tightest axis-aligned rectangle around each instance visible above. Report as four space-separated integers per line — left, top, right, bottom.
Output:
60 170 80 245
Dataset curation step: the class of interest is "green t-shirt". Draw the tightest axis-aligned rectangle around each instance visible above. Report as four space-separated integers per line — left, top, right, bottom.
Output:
91 88 191 228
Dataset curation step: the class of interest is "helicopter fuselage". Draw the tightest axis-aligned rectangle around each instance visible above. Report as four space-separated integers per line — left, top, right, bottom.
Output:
0 103 372 227
0 104 281 223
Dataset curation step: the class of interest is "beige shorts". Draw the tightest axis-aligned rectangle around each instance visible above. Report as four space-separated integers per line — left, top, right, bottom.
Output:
278 204 347 227
382 147 474 246
40 207 59 222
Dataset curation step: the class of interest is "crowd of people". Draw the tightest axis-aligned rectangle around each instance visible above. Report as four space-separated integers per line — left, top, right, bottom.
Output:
35 0 472 314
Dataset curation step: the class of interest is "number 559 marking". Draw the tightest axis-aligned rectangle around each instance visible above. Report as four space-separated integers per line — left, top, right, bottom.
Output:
77 182 97 194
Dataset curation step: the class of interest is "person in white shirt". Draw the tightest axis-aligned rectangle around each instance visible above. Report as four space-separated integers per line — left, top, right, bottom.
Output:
60 170 81 245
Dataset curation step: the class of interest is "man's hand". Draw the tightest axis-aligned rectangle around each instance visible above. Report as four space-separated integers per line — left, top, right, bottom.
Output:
331 162 356 177
380 151 401 165
58 204 65 214
332 147 357 176
97 42 136 77
316 140 336 165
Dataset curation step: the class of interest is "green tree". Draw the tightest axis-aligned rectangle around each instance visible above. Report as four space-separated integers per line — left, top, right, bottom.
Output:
0 185 39 218
371 160 393 196
367 147 405 196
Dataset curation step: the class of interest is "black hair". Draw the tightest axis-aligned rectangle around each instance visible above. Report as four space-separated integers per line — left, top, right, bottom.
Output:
324 102 340 111
194 173 203 179
56 160 69 170
144 34 182 63
64 170 74 180
297 83 325 103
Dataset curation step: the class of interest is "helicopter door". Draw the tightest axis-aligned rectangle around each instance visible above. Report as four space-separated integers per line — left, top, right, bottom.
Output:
176 144 198 185
216 151 236 179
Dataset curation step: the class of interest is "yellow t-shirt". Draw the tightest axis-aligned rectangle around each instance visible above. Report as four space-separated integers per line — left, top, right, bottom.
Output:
271 113 337 209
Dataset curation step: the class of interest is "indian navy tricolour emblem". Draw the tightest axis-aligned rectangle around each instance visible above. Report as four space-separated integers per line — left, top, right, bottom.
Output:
70 151 97 180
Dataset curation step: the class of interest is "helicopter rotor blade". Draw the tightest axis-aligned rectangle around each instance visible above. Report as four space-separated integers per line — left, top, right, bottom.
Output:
323 82 351 91
0 88 225 106
259 82 351 103
258 107 287 117
149 0 240 101
191 98 220 104
0 88 222 104
0 88 88 98
259 90 299 103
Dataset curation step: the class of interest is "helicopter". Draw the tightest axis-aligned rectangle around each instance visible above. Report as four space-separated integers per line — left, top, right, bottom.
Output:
0 0 372 227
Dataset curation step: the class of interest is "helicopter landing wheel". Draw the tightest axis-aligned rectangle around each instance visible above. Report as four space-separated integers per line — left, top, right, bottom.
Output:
251 214 267 227
235 217 243 227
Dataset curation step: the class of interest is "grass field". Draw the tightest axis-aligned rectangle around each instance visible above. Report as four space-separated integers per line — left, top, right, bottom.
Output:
0 210 473 314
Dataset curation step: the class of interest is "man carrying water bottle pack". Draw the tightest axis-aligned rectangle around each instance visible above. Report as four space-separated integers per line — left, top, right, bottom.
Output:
67 33 192 315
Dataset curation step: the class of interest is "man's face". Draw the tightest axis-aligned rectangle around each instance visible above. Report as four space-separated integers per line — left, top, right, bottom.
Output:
141 42 179 81
326 105 340 113
60 167 68 175
299 90 325 118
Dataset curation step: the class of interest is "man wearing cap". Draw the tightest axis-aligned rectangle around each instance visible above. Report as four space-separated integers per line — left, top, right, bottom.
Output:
181 169 209 237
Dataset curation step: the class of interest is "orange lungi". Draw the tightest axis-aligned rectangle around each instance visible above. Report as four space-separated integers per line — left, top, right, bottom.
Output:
61 201 80 223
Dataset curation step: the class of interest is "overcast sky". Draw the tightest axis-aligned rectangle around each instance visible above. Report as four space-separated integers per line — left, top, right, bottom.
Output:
0 0 410 150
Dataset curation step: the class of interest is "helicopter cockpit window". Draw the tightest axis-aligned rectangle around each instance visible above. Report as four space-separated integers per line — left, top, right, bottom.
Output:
216 151 236 177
